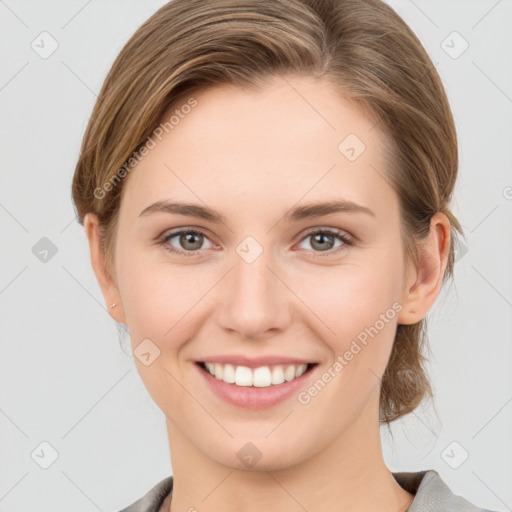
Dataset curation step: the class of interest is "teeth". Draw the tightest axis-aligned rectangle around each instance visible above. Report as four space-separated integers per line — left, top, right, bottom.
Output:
295 364 307 378
253 366 272 387
214 363 223 380
284 365 296 382
202 362 309 387
271 366 284 385
223 364 235 383
234 366 253 386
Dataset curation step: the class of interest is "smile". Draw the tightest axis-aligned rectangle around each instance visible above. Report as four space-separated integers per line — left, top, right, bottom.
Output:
198 361 313 387
195 356 319 409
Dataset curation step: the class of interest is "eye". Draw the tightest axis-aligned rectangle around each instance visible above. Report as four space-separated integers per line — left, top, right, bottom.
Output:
159 227 353 258
160 229 215 257
297 228 353 255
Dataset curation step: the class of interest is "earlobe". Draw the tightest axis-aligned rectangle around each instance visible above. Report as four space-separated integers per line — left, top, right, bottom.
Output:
83 213 126 324
397 213 451 326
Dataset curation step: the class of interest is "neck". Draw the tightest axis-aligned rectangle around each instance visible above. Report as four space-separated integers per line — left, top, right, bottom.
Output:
165 398 414 512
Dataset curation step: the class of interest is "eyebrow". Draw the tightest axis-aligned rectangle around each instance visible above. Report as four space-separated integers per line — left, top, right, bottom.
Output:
138 199 376 223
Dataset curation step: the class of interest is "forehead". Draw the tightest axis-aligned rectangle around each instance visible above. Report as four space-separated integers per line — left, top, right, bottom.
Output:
120 75 396 223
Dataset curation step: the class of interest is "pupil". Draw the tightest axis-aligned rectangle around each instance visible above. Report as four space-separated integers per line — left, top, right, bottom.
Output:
182 232 202 250
313 233 333 251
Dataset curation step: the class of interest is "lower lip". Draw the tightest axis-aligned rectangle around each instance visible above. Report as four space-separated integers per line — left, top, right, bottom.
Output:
195 363 317 410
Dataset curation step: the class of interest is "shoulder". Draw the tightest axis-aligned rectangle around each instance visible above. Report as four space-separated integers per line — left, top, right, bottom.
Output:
117 470 499 512
393 469 499 512
117 476 173 512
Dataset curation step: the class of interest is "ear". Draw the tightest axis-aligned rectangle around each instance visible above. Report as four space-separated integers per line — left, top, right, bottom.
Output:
397 212 451 325
84 213 127 324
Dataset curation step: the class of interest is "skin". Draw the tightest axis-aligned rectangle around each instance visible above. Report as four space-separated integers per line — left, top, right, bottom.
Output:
84 75 450 512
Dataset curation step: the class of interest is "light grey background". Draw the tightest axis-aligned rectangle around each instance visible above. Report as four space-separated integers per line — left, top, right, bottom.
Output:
1 1 511 511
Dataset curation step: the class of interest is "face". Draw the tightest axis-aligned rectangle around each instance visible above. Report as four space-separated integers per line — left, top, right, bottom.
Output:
89 75 421 471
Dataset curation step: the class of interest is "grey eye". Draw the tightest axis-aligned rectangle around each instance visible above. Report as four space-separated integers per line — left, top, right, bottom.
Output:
298 229 349 252
164 230 214 252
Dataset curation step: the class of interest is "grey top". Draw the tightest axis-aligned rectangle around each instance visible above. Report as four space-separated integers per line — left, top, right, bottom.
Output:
118 469 498 512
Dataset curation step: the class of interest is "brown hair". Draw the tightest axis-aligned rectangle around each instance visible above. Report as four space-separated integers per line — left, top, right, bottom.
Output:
71 0 463 426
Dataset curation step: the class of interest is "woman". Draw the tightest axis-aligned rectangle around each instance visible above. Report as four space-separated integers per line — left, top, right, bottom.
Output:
71 0 497 511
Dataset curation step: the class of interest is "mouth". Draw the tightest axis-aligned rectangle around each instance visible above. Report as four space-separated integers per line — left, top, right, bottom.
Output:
196 361 318 387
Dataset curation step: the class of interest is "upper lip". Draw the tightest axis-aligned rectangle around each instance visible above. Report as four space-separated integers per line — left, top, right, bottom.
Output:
197 355 316 368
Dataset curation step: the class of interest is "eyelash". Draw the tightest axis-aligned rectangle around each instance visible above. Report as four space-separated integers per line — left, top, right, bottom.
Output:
159 227 354 258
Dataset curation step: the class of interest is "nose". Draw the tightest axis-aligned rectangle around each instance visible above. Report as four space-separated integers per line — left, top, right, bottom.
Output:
215 247 292 340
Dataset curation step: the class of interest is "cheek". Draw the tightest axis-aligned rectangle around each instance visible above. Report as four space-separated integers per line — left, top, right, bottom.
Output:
117 250 215 352
291 251 403 384
297 261 401 341
116 258 209 413
293 273 400 425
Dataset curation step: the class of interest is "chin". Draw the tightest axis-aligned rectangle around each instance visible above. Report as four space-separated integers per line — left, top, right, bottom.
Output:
201 435 310 474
